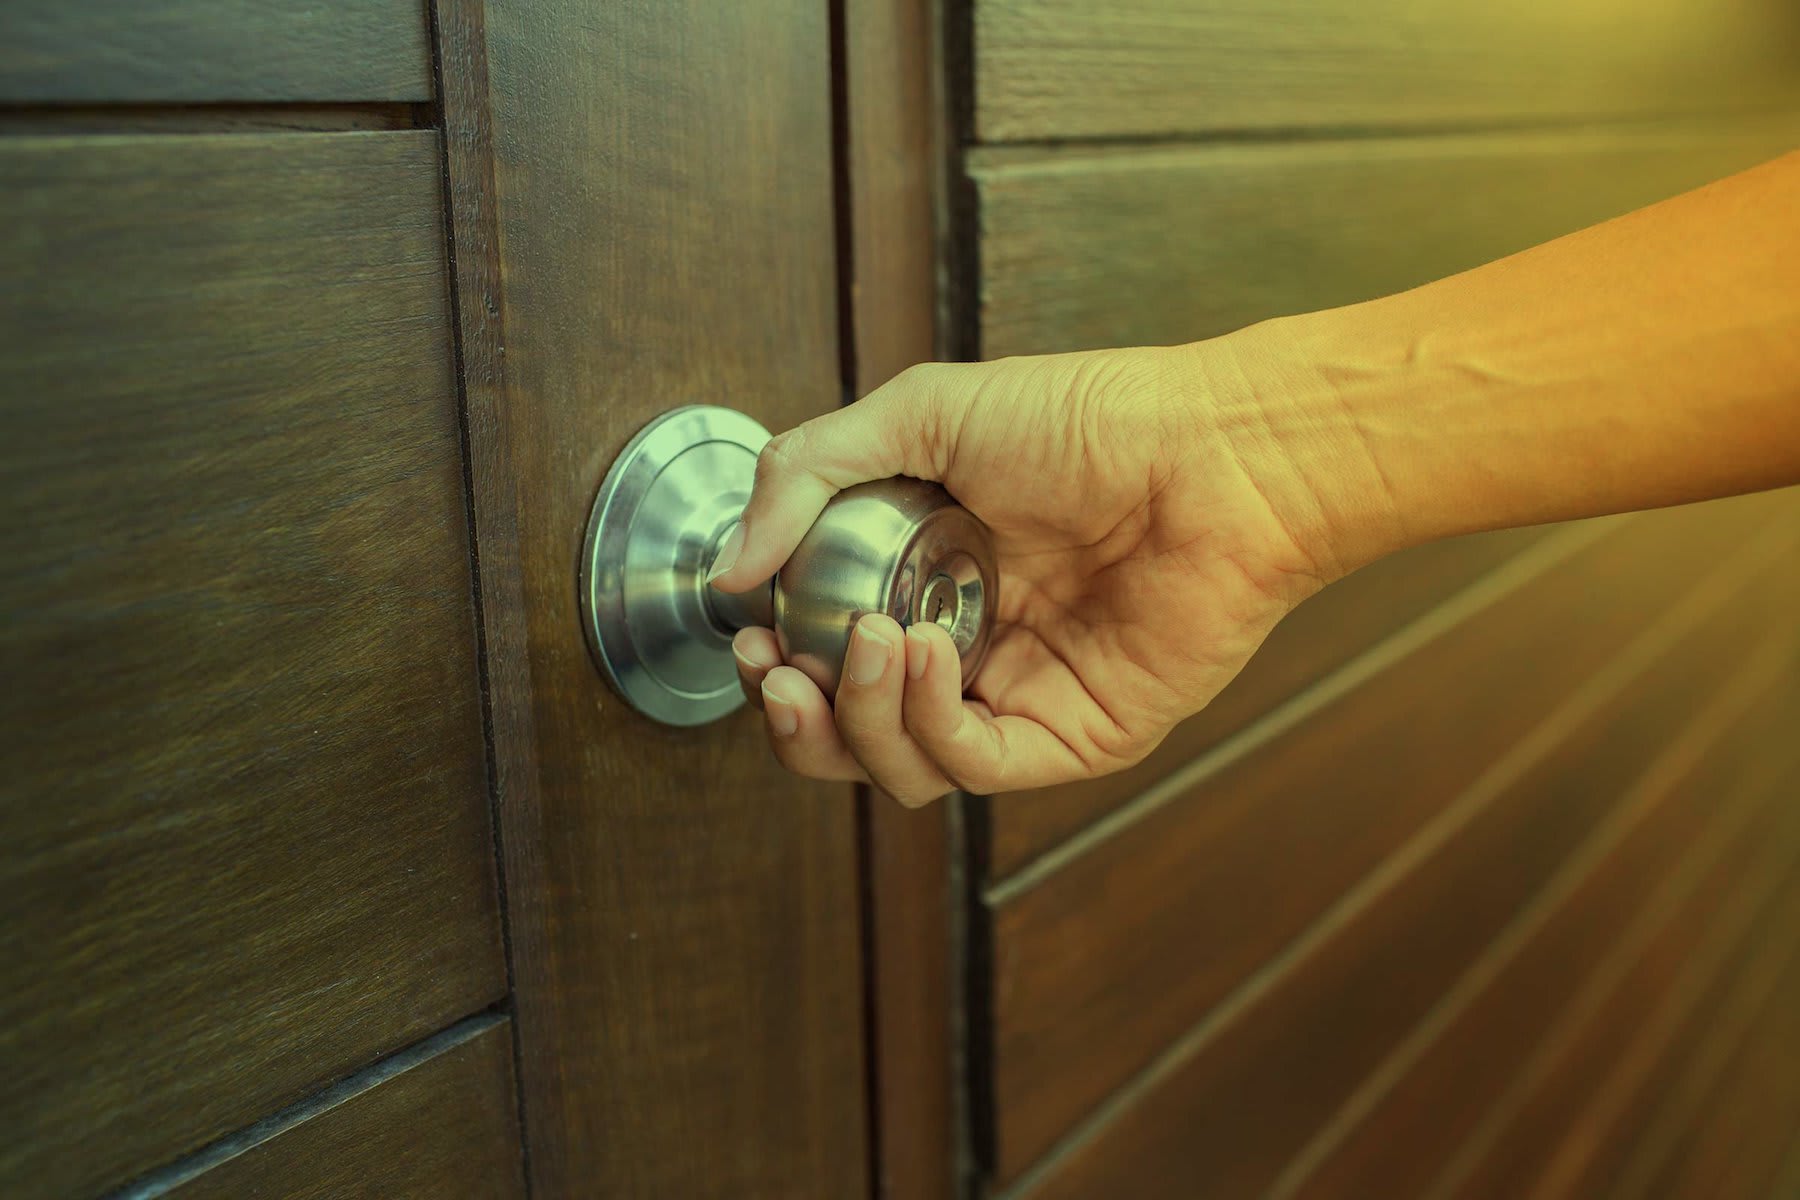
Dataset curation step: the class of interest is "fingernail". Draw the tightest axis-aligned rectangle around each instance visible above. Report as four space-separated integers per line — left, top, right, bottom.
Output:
762 677 800 736
732 630 774 672
847 617 893 686
706 521 745 583
905 626 931 680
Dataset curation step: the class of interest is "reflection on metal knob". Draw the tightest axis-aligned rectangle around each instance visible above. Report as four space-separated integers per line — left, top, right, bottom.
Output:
579 405 997 727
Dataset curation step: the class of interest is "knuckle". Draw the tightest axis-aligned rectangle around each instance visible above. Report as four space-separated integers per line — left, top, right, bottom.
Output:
766 737 802 772
902 701 957 746
895 361 945 392
754 429 805 486
940 758 998 798
886 788 932 809
833 702 892 749
768 736 821 779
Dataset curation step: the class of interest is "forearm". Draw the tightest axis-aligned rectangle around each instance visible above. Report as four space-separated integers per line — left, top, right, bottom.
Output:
1213 150 1800 577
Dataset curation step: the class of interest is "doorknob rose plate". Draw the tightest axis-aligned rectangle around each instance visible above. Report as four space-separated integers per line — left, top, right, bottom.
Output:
580 405 997 727
580 405 769 727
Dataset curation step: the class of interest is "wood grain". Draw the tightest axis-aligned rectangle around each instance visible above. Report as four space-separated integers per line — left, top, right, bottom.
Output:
2 0 432 103
1627 917 1800 1200
1603 862 1800 1200
988 523 1549 879
478 5 869 1195
1394 575 1800 1200
165 1020 525 1199
844 2 962 1197
1277 631 1800 1200
1004 503 1800 1198
982 492 1793 1184
0 132 505 1198
1416 820 1800 1200
972 120 1800 359
972 0 1800 142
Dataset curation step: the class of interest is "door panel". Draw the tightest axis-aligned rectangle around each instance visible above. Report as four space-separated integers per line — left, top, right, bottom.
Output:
974 0 1800 141
471 4 870 1195
0 131 506 1199
1288 651 1800 1200
1010 619 1800 1200
164 1019 525 1199
985 494 1798 1183
0 1 433 103
971 119 1800 359
958 5 1800 1193
1443 862 1799 1200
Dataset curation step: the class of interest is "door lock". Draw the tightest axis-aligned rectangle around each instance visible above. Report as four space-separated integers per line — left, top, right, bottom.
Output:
580 405 997 726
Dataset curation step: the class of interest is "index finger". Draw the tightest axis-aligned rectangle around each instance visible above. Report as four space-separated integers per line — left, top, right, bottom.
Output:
707 366 954 592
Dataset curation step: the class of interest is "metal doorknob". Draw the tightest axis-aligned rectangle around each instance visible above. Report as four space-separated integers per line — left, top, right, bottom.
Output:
580 405 997 726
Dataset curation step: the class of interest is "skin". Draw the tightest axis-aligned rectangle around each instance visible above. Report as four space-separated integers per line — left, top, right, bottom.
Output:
708 150 1800 808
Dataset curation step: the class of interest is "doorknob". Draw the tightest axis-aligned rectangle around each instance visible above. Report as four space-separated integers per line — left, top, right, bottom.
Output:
580 405 997 726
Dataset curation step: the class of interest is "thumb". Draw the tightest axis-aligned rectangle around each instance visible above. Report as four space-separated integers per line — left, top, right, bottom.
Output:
709 367 950 592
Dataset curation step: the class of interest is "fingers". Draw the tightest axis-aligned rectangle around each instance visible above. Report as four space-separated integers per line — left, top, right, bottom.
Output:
758 665 867 783
902 622 1089 795
748 613 1089 804
832 615 953 807
708 370 952 593
731 627 781 709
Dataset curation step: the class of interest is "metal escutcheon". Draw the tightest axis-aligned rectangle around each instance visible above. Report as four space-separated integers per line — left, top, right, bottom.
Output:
580 405 997 726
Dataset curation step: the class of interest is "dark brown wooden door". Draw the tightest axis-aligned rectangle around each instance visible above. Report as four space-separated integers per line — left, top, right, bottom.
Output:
441 1 873 1195
954 4 1800 1199
23 4 1799 1199
3 3 912 1197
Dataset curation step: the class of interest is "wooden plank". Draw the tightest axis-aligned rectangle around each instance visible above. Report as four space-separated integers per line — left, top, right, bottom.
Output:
0 132 504 1199
1480 768 1800 1200
0 103 423 136
982 491 1793 1185
477 5 869 1196
972 120 1800 359
1274 635 1800 1200
844 2 962 1198
1763 1131 1800 1200
1541 922 1800 1200
1383 572 1800 1200
1003 508 1800 1198
2 0 432 103
988 523 1549 879
1631 916 1800 1200
165 1020 525 1199
1604 879 1800 1200
1420 837 1800 1200
972 0 1800 142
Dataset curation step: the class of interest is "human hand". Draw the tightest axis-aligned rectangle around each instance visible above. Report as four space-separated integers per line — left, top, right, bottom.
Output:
707 344 1348 806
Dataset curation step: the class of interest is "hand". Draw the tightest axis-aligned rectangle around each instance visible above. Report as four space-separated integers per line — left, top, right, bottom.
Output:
707 344 1344 806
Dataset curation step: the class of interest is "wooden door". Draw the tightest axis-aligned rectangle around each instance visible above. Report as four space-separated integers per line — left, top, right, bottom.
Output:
447 1 873 1195
3 3 934 1197
18 4 1797 1199
955 3 1800 1199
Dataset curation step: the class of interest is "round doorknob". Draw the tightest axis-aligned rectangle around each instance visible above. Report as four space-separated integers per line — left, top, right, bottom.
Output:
580 405 997 726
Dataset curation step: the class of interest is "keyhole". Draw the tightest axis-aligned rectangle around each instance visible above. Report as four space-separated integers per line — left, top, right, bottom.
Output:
920 574 960 632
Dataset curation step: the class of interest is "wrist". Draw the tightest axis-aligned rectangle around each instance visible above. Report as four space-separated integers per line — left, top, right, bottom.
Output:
1186 315 1414 582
